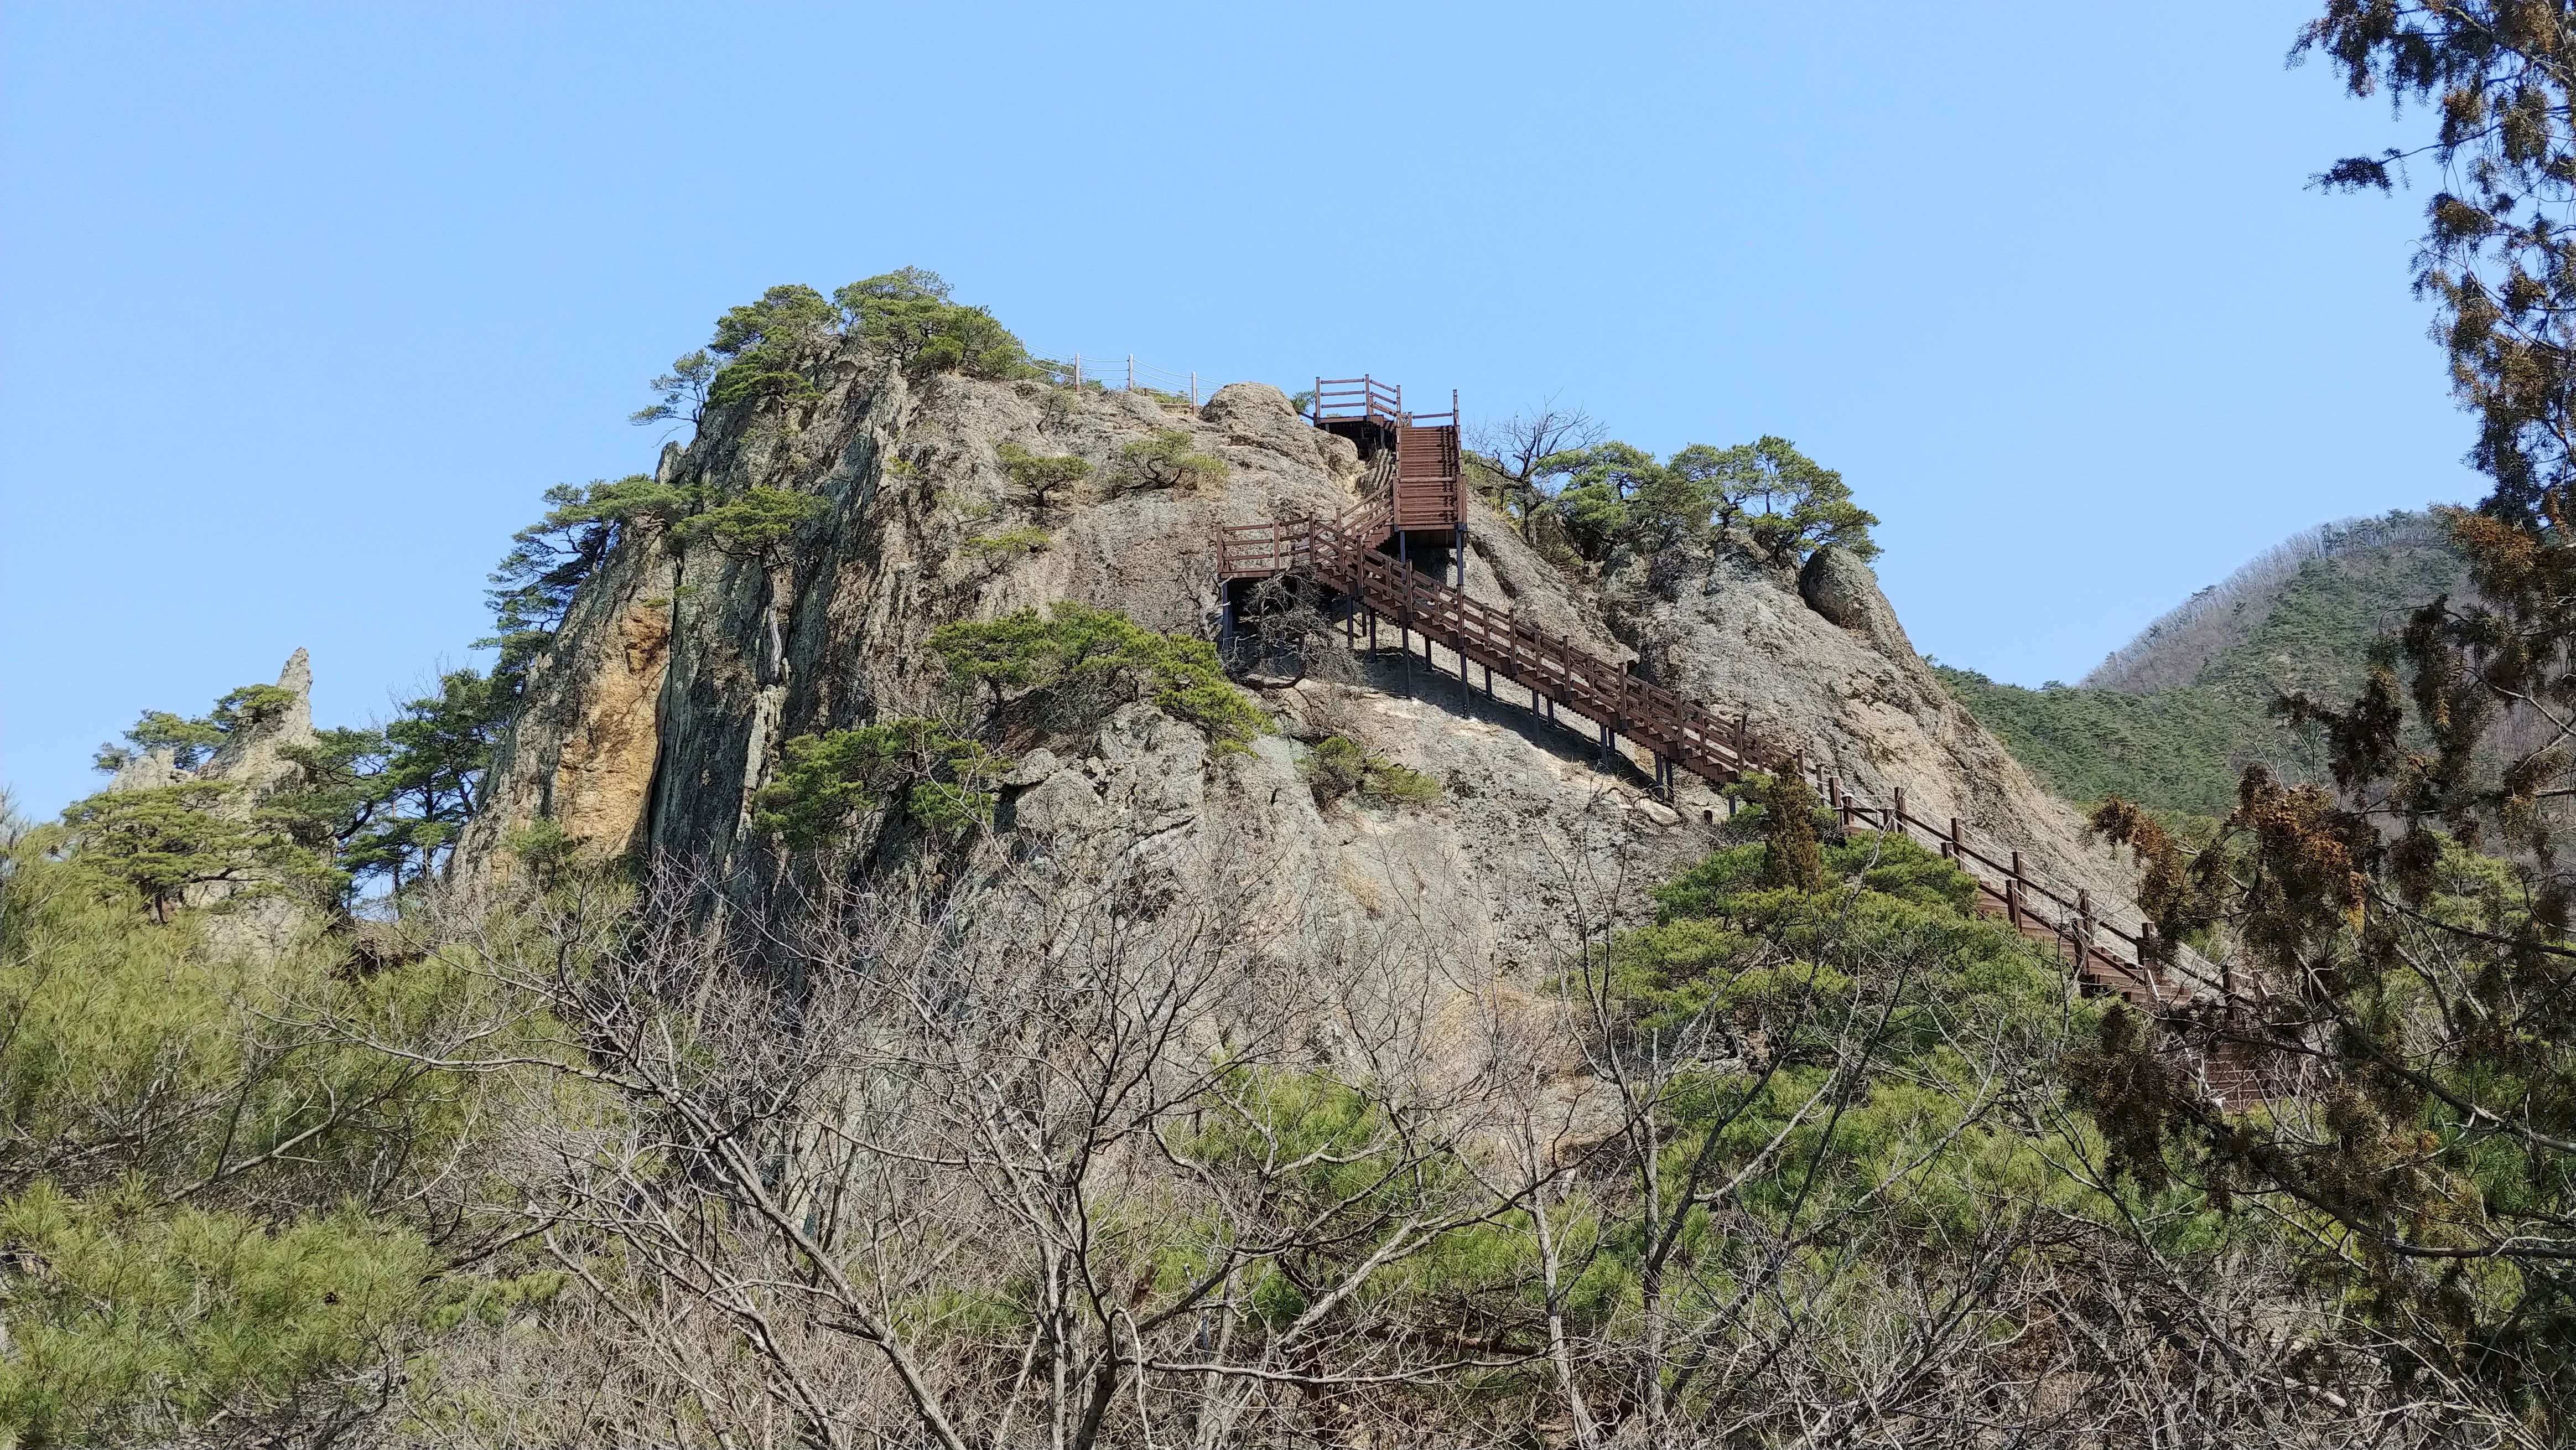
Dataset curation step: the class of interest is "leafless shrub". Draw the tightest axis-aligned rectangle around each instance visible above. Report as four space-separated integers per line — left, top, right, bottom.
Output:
356 825 2526 1448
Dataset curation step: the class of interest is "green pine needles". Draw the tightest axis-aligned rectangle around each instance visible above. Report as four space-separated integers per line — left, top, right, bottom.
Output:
632 267 1036 431
928 602 1268 752
755 719 1011 848
1472 433 1877 566
1302 736 1442 810
755 604 1269 853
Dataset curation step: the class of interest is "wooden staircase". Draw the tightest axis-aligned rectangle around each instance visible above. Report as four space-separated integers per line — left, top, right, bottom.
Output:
1307 375 1466 583
1222 375 2289 1103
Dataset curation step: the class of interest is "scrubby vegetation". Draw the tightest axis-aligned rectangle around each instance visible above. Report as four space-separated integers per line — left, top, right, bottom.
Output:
993 440 1091 501
756 718 1010 847
10 705 2564 1443
0 838 560 1448
1112 429 1227 493
63 667 507 913
963 523 1052 556
23 67 2576 1433
928 601 1268 750
632 267 1036 431
1301 734 1442 809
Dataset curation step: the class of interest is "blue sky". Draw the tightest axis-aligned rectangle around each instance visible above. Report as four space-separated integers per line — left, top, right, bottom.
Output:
1 3 2470 818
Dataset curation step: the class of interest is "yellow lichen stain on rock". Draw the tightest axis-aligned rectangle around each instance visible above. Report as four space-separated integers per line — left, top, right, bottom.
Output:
1339 859 1387 918
552 603 671 855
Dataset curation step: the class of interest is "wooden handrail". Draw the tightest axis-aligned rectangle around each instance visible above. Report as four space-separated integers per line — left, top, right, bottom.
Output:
1230 375 2256 1056
1222 508 2224 1013
1312 375 1403 424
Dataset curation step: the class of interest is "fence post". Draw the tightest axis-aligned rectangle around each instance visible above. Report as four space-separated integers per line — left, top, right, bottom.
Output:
2009 850 2024 928
1127 355 1134 391
1948 816 1963 862
1191 371 1198 406
1072 351 1081 387
1893 786 1908 827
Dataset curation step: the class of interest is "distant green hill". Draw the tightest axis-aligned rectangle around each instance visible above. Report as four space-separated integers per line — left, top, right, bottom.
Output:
1937 511 2469 819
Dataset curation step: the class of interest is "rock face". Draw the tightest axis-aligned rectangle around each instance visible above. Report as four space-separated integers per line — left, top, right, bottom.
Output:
464 351 2138 972
201 646 316 798
1799 544 1913 657
1604 537 2134 908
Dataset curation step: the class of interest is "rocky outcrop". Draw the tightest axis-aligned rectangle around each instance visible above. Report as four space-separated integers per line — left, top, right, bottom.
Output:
1799 544 1913 658
1604 536 2134 907
100 646 313 806
104 648 321 953
464 346 2138 972
200 646 316 796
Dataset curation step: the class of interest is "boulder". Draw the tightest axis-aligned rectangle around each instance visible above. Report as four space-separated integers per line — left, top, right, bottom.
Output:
1799 546 1915 659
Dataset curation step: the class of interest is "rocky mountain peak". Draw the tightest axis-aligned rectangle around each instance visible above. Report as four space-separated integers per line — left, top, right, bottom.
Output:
463 353 2141 970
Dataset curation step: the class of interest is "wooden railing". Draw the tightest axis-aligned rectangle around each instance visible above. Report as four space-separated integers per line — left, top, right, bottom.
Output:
1217 513 2251 1019
1311 375 1403 428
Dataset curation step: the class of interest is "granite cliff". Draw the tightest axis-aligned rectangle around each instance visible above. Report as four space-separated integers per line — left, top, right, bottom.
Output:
460 344 2137 978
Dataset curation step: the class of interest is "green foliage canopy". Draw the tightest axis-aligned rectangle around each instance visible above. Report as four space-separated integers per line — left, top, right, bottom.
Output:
672 484 825 563
755 718 1011 848
77 668 507 908
705 283 846 411
837 267 1033 380
481 474 691 696
994 441 1092 499
94 684 300 776
1302 736 1442 810
0 838 558 1446
1534 435 1877 565
928 602 1267 750
1935 513 2469 818
48 783 326 921
1114 430 1228 492
635 268 1035 430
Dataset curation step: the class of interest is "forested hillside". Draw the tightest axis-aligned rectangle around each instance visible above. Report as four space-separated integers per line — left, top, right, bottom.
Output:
1936 511 2469 817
